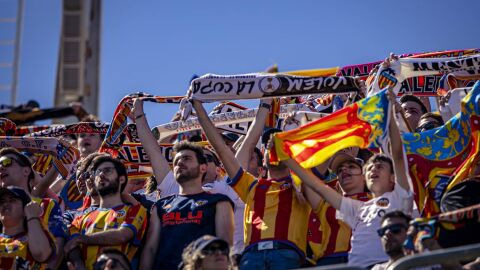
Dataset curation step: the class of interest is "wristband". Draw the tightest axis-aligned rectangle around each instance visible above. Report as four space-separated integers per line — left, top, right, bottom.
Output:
135 113 146 120
27 217 41 222
259 103 272 110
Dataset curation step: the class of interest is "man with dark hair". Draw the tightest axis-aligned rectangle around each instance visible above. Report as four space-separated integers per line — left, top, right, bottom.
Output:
0 147 67 269
416 112 444 132
399 94 428 129
65 155 148 270
63 152 106 228
139 139 234 270
372 211 412 270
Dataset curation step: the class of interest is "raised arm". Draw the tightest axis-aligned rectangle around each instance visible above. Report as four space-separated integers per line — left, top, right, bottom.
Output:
131 98 170 182
235 99 272 169
25 202 53 262
284 158 344 210
192 100 240 178
387 90 410 192
31 166 59 198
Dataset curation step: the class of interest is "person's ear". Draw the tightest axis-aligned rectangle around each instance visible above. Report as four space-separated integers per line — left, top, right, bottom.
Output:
119 175 127 188
22 167 30 179
199 164 208 174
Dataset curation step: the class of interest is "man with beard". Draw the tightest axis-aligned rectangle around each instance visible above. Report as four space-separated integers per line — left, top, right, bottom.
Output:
140 141 234 270
63 152 105 228
372 211 412 270
64 156 147 270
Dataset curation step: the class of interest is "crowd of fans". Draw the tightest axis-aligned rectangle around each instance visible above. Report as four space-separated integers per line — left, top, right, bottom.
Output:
1 55 480 270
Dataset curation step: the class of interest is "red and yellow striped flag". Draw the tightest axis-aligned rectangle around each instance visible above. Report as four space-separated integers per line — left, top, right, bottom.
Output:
270 89 390 168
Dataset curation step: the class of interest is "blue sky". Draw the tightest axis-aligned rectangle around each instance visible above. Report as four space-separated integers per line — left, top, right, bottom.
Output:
1 0 480 127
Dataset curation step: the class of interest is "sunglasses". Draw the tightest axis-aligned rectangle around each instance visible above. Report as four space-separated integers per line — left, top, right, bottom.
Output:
415 122 439 133
377 223 407 237
94 167 116 177
0 156 22 168
201 245 229 256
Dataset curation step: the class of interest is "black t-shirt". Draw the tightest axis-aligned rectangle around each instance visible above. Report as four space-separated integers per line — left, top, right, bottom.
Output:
438 179 480 248
153 192 233 270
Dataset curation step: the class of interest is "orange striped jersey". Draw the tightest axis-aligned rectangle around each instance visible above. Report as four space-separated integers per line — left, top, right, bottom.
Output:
32 197 68 239
228 168 311 257
70 203 147 270
308 192 371 261
0 229 55 270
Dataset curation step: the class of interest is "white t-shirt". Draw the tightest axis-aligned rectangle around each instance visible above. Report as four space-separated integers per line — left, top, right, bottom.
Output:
158 171 178 198
203 176 245 255
338 184 414 268
158 172 245 255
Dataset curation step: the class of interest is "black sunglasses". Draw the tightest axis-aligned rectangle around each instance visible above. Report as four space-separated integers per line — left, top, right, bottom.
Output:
377 223 407 237
201 245 229 256
415 122 438 132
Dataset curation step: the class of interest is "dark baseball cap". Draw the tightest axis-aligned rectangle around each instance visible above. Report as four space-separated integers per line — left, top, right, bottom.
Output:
187 235 229 256
0 186 31 206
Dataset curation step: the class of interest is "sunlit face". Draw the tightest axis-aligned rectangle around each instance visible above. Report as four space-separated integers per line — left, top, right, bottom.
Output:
0 155 30 187
401 101 423 129
364 160 395 195
203 149 219 183
76 169 89 195
94 162 122 196
173 150 206 184
336 161 365 195
77 134 102 157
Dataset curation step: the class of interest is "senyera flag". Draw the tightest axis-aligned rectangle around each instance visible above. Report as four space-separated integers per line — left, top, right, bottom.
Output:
270 88 390 168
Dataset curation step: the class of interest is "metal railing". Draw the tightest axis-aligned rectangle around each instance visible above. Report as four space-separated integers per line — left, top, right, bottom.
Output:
299 243 480 270
298 264 366 270
388 242 480 270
